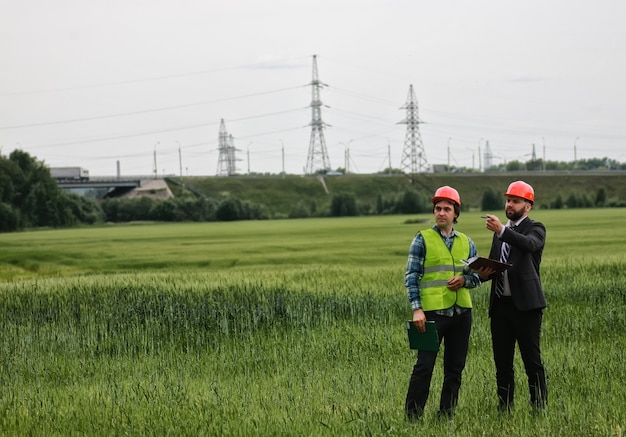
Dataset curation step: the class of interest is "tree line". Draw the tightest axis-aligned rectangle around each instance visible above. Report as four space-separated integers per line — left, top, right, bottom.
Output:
0 150 103 232
0 150 623 233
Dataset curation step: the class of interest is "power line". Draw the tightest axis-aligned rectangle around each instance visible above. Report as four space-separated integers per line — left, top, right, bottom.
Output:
0 86 305 130
16 107 307 149
0 59 311 97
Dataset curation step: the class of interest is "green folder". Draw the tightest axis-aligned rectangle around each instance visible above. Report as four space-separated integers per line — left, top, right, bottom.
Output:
406 320 440 351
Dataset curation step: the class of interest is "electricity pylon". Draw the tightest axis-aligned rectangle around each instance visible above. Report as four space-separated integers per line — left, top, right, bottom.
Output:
398 84 428 180
216 119 240 176
305 54 331 174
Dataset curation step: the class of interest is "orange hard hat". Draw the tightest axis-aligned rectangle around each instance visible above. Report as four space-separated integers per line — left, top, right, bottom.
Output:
504 180 534 204
432 186 461 206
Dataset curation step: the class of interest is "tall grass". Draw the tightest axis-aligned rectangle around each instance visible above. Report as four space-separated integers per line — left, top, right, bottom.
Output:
0 210 625 435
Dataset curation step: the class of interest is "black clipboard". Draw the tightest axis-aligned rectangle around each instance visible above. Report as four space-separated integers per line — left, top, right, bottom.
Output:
406 320 440 351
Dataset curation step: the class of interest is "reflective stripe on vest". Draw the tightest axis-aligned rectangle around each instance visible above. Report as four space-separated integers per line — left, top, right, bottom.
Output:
420 228 472 311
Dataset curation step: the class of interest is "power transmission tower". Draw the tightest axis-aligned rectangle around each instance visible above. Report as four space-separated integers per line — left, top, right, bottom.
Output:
483 140 493 169
305 54 331 174
398 84 428 180
216 119 240 176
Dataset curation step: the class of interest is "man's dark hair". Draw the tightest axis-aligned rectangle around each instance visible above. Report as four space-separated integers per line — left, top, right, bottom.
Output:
433 199 460 224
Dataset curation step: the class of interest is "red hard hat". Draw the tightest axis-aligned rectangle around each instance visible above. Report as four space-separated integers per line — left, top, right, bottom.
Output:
504 180 534 204
432 186 461 206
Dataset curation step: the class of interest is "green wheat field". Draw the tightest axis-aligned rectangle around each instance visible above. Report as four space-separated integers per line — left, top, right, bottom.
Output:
1 209 624 436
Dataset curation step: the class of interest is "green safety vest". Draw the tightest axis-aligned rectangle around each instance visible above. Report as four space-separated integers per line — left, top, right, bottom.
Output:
420 228 472 311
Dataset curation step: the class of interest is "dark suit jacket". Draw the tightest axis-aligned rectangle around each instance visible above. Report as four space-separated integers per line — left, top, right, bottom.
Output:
488 216 547 316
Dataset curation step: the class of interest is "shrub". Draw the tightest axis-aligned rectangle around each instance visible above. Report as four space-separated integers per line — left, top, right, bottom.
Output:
330 192 358 217
289 201 310 219
481 188 502 211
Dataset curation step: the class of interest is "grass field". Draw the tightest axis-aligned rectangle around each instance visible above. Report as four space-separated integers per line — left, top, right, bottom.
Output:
0 209 625 436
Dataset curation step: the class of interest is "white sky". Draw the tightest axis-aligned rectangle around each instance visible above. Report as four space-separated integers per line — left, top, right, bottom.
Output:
1 0 625 177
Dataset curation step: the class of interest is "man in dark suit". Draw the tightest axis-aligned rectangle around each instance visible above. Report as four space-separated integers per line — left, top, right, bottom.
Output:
477 180 548 412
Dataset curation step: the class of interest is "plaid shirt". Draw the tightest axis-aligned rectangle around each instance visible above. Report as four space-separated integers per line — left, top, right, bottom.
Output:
405 225 482 316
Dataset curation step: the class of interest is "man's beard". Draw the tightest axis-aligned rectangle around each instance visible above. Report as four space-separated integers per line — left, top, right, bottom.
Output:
506 209 524 222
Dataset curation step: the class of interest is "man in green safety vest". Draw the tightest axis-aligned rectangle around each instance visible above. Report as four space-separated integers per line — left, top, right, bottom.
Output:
404 185 482 421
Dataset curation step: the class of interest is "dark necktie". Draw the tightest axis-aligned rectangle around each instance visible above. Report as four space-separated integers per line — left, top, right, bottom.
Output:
495 225 516 297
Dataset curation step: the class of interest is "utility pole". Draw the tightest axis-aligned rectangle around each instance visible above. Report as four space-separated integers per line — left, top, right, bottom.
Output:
280 139 285 178
247 142 252 175
177 141 183 181
153 141 160 179
387 139 392 175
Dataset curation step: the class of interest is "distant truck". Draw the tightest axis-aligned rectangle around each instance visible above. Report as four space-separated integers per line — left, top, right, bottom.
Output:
50 167 90 181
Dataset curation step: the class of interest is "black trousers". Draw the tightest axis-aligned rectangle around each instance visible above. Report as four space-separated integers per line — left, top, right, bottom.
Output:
405 310 472 417
490 296 547 409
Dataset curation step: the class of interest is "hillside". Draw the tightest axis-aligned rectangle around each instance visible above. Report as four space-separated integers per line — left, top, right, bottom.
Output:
170 171 626 216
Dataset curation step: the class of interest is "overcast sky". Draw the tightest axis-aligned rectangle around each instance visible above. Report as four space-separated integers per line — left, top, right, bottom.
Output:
1 0 625 177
